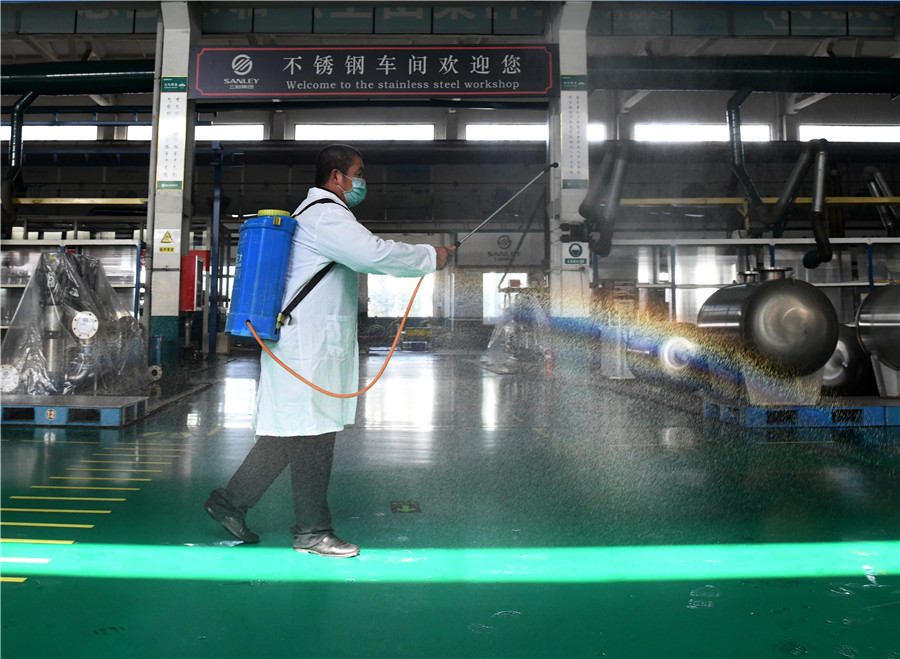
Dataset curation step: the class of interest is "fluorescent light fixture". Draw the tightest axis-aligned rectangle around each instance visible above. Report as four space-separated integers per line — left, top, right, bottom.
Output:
295 124 434 141
798 124 900 143
465 124 549 141
635 123 770 143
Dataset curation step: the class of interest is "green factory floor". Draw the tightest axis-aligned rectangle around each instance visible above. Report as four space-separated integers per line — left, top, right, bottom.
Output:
2 353 899 659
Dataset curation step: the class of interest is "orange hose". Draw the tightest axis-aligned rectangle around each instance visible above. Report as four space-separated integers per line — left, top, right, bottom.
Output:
246 275 424 398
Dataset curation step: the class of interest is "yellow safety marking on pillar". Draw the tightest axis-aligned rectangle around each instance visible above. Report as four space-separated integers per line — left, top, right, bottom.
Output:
1 577 28 583
50 477 151 482
30 485 140 491
10 496 127 502
80 460 172 465
1 522 94 529
0 557 51 564
1 538 75 544
1 508 111 514
65 467 162 473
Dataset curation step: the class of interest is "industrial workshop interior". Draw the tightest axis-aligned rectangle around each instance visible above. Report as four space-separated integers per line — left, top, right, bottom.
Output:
1 2 899 658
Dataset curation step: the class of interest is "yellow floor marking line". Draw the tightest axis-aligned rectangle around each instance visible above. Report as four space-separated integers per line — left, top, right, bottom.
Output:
1 522 94 529
80 460 172 465
10 496 126 502
18 440 100 445
1 508 111 514
1 577 28 583
533 427 551 438
114 442 188 448
207 427 222 436
1 557 51 564
93 453 182 459
30 485 140 491
50 477 151 482
0 538 75 544
66 467 162 473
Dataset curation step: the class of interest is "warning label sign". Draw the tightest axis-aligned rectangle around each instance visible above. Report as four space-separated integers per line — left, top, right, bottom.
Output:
154 228 180 255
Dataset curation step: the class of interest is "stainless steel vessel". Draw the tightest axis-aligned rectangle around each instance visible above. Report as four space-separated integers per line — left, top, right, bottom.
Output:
856 282 900 398
856 283 900 370
697 267 839 376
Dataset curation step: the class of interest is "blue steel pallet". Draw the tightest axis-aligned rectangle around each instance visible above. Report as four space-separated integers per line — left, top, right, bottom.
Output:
701 395 899 429
1 394 148 427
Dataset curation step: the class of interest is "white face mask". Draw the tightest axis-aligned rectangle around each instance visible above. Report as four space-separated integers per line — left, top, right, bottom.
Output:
339 171 367 207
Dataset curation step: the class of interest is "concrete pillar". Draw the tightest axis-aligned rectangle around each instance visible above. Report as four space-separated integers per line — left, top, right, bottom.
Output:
148 2 198 367
547 2 593 376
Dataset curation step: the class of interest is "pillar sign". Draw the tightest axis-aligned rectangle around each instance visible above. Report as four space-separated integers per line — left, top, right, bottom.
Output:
156 77 188 191
560 86 589 189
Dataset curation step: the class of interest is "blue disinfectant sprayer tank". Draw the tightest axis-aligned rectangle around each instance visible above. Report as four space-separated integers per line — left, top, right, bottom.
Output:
225 209 296 341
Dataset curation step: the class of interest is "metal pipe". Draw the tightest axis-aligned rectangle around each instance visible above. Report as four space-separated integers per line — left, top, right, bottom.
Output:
6 91 39 190
864 166 900 236
806 141 833 267
208 144 223 359
1 60 154 96
726 88 763 210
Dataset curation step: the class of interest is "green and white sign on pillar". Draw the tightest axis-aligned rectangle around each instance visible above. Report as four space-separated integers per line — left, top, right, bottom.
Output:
564 242 589 266
156 76 188 191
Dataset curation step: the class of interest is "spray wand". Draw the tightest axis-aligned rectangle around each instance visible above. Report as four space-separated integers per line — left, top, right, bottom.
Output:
249 162 559 398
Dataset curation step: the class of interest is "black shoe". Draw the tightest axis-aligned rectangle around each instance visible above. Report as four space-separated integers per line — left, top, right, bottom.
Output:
205 502 259 544
294 534 359 558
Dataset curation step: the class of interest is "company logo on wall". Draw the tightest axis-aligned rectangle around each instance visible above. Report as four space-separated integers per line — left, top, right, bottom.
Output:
497 235 512 250
224 54 259 91
232 54 253 75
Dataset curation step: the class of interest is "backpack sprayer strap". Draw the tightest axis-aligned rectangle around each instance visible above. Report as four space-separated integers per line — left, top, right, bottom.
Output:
276 198 339 330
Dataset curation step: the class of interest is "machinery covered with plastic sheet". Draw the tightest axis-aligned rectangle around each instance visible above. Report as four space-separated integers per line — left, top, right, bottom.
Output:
0 251 145 395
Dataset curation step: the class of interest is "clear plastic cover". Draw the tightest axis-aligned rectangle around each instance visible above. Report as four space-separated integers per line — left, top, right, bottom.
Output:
0 251 146 395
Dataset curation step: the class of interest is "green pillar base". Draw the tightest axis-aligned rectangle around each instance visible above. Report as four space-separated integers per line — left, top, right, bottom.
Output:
149 315 181 369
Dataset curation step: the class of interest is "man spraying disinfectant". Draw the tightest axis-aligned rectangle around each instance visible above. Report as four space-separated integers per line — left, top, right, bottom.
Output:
206 144 451 558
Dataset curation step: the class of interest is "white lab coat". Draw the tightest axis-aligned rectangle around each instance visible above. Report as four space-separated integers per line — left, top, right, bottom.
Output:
253 187 436 436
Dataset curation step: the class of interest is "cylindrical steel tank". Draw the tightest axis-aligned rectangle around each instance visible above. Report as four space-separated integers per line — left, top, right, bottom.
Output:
822 324 877 396
856 283 900 371
697 267 839 376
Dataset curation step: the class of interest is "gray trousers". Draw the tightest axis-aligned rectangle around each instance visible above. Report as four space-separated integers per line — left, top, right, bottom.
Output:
213 433 337 547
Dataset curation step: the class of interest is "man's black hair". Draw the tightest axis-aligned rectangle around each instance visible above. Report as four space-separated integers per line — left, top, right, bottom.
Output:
315 144 362 187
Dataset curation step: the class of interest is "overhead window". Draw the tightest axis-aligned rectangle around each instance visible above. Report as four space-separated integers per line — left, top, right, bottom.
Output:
798 125 900 143
634 123 770 143
465 124 548 141
0 125 98 141
587 123 607 142
294 124 434 141
368 273 434 318
126 124 265 141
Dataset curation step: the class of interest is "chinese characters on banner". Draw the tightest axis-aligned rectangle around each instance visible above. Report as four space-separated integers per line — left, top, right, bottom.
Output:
189 46 558 99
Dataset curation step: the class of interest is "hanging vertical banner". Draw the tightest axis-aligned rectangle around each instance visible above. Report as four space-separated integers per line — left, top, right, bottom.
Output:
188 45 558 99
155 76 188 191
